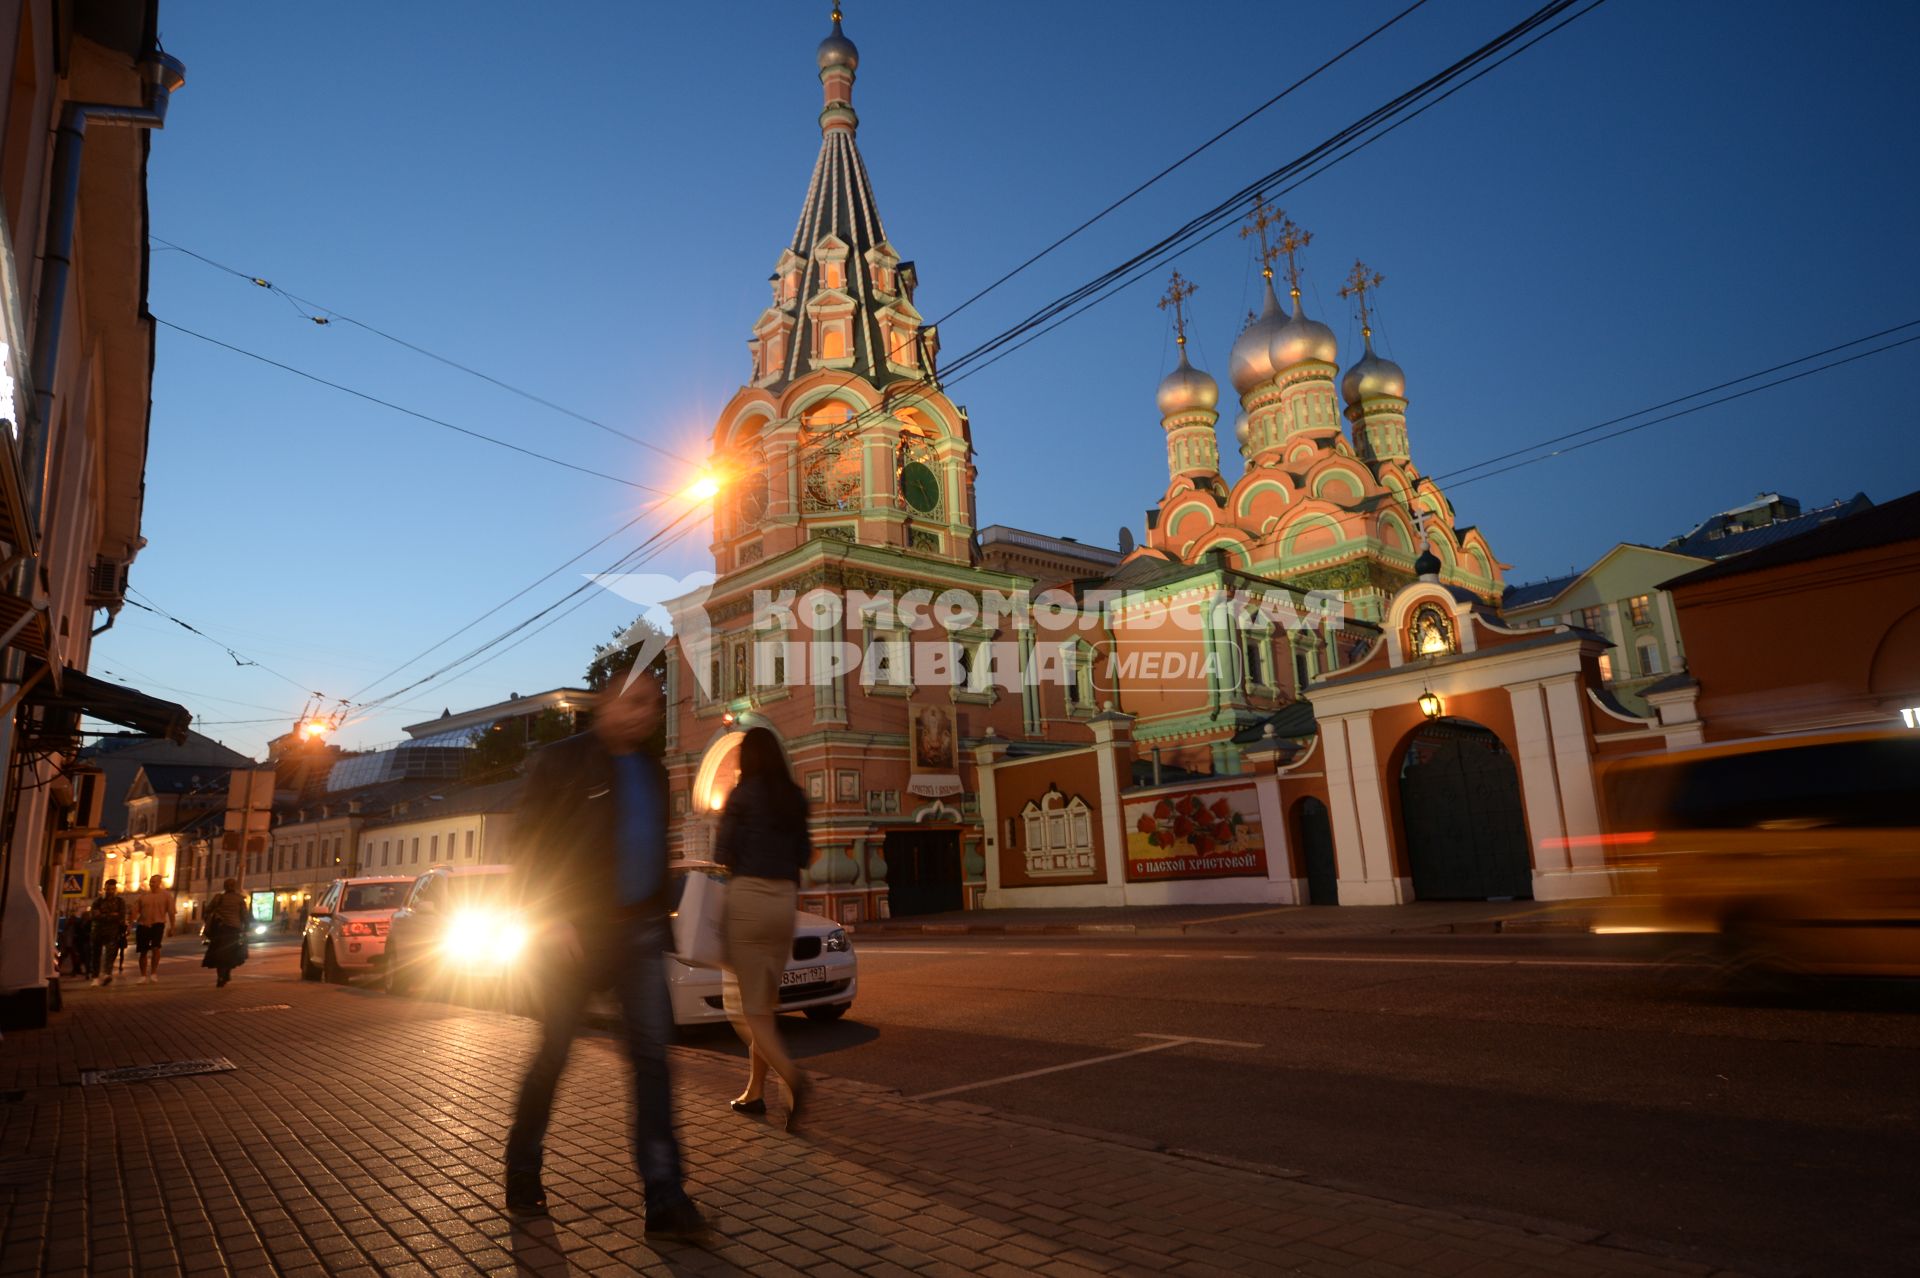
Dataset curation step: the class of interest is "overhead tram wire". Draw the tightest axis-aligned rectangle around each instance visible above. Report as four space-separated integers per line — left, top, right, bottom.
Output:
341 491 679 702
1428 318 1920 486
149 236 703 467
1440 329 1920 493
762 0 1607 476
154 319 682 498
935 0 1604 386
933 0 1435 327
341 500 709 718
236 1 1608 722
123 590 326 699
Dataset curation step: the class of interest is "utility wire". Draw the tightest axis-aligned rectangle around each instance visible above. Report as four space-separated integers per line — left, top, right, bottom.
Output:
341 494 677 701
1444 331 1920 492
153 318 681 497
935 0 1434 326
1430 318 1920 485
150 235 702 466
124 591 324 698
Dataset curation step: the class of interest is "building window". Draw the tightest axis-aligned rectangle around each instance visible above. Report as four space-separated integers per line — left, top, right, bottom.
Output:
1628 595 1652 626
411 837 420 864
466 830 476 860
1579 606 1607 633
1598 652 1614 682
1020 790 1095 878
1637 639 1663 676
430 834 439 861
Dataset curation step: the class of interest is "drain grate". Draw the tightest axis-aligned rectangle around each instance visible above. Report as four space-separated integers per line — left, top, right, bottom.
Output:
80 1057 236 1086
201 1004 291 1016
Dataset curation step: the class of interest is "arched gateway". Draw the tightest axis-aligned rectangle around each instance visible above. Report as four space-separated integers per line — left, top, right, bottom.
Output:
1396 717 1532 900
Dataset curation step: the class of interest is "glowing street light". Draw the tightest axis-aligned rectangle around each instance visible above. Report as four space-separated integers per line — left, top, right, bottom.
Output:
298 718 332 742
686 471 723 502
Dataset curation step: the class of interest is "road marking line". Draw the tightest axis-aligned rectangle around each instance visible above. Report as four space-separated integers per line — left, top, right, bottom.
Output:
908 1033 1260 1101
1283 954 1663 969
1136 1032 1263 1049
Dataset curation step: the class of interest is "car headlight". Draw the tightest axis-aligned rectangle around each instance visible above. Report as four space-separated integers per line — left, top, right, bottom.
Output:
252 923 267 936
444 909 526 964
824 928 850 953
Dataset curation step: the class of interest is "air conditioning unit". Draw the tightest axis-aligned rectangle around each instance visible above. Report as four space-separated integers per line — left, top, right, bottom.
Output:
87 559 126 607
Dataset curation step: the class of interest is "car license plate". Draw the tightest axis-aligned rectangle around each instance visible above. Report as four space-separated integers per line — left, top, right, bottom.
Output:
780 965 828 988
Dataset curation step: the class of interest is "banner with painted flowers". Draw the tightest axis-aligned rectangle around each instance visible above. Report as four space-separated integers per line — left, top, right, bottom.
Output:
1123 786 1267 881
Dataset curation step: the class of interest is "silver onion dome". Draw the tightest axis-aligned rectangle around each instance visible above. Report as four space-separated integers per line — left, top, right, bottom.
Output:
1228 278 1290 395
1341 339 1407 403
818 13 859 70
1157 347 1220 418
1268 294 1339 369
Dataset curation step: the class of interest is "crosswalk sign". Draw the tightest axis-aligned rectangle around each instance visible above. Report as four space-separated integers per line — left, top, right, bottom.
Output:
60 871 89 898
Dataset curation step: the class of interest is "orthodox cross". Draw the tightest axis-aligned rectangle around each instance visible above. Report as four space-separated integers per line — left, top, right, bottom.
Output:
1239 195 1284 281
1158 269 1198 349
1339 259 1385 340
1275 215 1313 300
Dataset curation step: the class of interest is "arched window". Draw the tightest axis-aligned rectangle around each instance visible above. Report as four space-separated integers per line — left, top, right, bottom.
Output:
820 326 848 359
1021 790 1095 877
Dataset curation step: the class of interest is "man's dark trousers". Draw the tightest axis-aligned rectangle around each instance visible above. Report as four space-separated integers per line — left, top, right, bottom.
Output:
506 919 686 1204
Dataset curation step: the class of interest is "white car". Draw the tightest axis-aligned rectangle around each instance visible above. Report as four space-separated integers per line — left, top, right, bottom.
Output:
382 865 526 997
301 876 414 983
665 862 857 1026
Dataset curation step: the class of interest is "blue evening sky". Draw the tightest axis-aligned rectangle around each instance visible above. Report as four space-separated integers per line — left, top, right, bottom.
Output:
106 0 1920 758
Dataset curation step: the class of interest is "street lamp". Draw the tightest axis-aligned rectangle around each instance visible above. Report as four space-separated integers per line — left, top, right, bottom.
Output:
686 472 723 502
1418 688 1443 720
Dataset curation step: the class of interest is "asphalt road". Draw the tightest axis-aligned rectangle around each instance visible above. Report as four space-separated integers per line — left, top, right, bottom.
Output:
722 933 1920 1277
135 928 1920 1274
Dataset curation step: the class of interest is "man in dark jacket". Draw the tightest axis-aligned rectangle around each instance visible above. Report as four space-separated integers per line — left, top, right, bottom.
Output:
503 674 706 1240
89 879 129 986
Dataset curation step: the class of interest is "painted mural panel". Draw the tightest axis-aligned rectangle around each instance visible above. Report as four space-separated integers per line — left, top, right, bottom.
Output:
1124 785 1266 881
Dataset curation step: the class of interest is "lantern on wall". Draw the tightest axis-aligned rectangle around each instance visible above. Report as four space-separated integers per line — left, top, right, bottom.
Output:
1418 688 1443 720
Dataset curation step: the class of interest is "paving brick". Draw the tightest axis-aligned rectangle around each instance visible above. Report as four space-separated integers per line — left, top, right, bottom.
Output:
0 963 1723 1278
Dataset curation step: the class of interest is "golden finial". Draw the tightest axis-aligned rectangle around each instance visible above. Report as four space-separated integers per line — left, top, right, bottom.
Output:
1239 195 1284 281
1338 259 1385 342
831 3 843 21
1275 215 1313 301
1158 269 1198 348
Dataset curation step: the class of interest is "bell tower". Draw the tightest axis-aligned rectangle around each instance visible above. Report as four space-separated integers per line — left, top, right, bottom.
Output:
711 5 978 573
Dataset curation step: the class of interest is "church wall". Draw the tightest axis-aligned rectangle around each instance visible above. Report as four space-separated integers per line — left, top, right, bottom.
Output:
985 751 1109 890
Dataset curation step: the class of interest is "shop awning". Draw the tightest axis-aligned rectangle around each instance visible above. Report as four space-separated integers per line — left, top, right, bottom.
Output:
27 667 190 742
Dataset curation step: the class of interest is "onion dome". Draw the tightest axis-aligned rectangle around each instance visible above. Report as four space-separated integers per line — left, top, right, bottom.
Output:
817 9 859 70
1269 293 1339 369
1229 278 1290 395
1413 545 1442 579
1342 333 1407 403
1233 409 1252 449
1157 346 1219 418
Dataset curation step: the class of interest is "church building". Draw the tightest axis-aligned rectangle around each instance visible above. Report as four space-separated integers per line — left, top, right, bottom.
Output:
662 11 1680 920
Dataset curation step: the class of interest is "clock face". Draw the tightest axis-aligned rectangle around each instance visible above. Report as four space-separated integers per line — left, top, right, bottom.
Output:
900 460 941 514
736 471 768 527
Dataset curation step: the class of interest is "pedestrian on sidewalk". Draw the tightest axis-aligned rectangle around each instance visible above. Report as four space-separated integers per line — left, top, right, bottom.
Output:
61 907 90 977
503 674 707 1241
202 879 250 987
87 880 128 987
714 726 812 1131
131 874 175 983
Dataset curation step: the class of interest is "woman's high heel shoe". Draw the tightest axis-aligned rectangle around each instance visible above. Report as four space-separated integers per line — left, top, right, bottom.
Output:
730 1096 766 1115
784 1076 811 1134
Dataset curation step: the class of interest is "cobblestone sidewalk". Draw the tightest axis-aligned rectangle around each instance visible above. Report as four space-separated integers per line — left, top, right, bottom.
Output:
1 970 1746 1277
851 899 1599 940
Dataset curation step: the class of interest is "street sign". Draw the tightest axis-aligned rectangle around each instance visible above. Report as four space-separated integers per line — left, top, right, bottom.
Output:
59 871 89 898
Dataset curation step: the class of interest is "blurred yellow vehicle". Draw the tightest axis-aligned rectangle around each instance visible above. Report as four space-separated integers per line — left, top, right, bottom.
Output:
1597 729 1920 978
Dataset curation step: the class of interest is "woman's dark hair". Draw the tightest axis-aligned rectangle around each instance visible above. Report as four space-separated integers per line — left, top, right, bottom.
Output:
733 727 805 815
